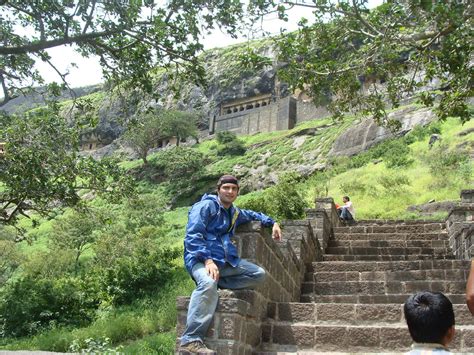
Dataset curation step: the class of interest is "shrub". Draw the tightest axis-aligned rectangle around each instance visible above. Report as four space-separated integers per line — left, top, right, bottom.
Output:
238 173 309 221
0 276 98 337
383 139 413 168
92 226 181 305
154 147 205 179
425 144 470 187
216 131 237 144
215 131 246 156
377 174 411 194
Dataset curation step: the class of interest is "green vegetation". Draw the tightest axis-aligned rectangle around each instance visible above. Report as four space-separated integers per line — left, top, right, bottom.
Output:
1 107 472 352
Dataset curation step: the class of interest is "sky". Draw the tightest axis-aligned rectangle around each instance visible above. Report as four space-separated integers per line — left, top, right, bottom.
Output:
35 1 382 88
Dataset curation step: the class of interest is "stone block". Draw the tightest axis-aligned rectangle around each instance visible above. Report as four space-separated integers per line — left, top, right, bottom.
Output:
462 328 474 348
272 325 315 347
316 304 355 321
314 325 347 347
355 304 403 322
261 324 272 343
378 327 412 349
347 326 380 347
278 303 315 322
217 297 250 316
218 314 243 340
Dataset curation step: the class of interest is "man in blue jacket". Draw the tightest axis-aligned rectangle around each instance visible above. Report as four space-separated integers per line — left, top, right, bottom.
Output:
179 175 282 354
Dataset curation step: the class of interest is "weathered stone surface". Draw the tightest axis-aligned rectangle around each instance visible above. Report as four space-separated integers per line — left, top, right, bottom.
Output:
329 106 435 157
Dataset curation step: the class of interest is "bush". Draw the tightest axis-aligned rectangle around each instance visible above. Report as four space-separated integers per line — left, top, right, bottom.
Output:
425 144 470 187
217 139 246 156
0 276 98 337
377 174 411 194
92 226 181 305
216 131 237 144
238 173 309 221
383 139 413 168
153 147 205 179
215 131 246 156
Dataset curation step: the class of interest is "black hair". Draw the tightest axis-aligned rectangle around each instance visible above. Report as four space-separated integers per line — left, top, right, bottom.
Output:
343 196 350 201
404 291 455 344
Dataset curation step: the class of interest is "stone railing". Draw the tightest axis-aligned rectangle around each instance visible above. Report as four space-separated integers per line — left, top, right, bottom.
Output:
176 219 322 353
447 189 474 260
305 197 341 252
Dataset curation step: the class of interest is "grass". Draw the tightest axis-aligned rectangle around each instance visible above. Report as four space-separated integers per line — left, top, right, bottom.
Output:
2 105 472 352
0 269 194 353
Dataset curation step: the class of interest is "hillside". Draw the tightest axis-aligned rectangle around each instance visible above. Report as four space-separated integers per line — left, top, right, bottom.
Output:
0 104 472 353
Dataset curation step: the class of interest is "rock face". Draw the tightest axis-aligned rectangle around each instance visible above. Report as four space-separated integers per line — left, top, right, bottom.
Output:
329 106 436 157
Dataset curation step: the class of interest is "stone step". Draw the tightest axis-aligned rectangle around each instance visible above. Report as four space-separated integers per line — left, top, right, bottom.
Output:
328 239 449 248
266 302 474 325
355 219 446 225
259 323 474 353
301 280 466 295
309 259 471 273
333 232 448 241
305 268 468 282
300 293 467 304
325 246 449 256
322 254 454 261
334 223 445 234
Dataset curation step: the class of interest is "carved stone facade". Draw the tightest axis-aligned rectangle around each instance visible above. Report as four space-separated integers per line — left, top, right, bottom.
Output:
212 96 297 135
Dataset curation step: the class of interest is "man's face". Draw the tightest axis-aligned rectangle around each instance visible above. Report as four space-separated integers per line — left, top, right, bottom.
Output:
218 183 239 207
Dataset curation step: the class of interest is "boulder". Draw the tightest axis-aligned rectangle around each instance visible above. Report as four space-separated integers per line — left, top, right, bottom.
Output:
329 107 436 157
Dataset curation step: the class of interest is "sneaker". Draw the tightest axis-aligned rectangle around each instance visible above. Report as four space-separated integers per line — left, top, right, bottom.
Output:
178 340 216 354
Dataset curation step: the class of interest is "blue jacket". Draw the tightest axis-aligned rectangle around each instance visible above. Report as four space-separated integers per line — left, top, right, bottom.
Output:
184 193 275 273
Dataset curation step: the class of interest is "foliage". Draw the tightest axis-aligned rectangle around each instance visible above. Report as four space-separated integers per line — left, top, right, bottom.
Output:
382 139 414 169
0 1 247 106
124 109 199 165
239 173 309 222
0 276 99 337
0 107 134 227
216 131 238 144
377 174 411 195
91 219 181 305
69 337 122 354
0 226 23 286
216 131 246 156
48 208 104 274
248 1 473 124
424 144 471 187
153 147 205 180
123 110 165 165
160 110 199 146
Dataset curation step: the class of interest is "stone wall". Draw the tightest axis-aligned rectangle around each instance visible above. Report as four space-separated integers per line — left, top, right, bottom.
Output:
176 216 325 354
213 97 296 135
295 101 329 123
447 189 474 260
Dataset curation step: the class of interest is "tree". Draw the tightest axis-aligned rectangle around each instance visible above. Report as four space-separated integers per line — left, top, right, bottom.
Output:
246 1 473 125
0 0 247 106
0 107 134 227
48 208 103 275
122 110 164 165
160 110 198 147
0 1 248 229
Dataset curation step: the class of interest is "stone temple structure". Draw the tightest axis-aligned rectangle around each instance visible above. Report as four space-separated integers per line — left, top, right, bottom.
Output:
210 95 297 135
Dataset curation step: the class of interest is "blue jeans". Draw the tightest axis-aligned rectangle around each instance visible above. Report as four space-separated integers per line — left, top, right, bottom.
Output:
338 207 353 220
180 259 265 345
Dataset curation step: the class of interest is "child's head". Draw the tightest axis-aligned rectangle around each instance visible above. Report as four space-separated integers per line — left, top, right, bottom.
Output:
404 291 455 346
342 196 350 203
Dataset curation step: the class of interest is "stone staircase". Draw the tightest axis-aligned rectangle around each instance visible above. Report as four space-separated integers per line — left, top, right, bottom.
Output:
176 190 474 354
257 220 473 354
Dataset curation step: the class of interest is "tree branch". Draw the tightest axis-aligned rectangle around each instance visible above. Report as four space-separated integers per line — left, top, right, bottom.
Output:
0 29 121 55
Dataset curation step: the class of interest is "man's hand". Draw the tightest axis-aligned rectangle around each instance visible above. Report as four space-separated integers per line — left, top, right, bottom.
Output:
205 259 219 281
272 223 282 241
